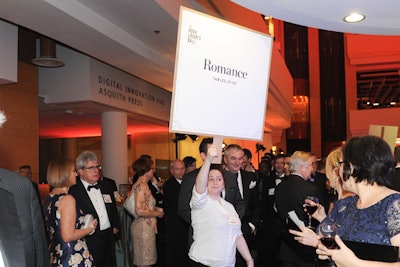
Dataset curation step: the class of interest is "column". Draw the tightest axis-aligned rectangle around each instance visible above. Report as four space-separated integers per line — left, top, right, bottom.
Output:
101 111 128 190
63 138 77 160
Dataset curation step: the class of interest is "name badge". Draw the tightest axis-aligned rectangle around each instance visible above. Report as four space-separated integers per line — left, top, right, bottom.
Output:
268 188 275 196
103 194 112 203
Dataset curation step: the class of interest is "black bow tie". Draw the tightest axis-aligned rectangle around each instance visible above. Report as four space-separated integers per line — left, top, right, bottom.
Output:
87 184 100 191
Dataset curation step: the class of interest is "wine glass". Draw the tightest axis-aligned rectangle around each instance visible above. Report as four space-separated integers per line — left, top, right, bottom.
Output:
319 221 339 267
304 196 319 229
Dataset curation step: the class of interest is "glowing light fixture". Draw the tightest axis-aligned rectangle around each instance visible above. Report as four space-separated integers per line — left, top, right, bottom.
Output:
344 13 365 23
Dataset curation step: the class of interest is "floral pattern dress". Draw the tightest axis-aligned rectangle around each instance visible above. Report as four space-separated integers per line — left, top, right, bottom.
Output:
131 183 157 266
44 193 94 267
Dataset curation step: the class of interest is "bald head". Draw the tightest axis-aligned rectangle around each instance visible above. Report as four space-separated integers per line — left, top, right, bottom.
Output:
170 159 185 180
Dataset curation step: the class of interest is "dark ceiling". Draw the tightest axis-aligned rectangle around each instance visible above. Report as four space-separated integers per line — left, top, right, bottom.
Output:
357 69 400 109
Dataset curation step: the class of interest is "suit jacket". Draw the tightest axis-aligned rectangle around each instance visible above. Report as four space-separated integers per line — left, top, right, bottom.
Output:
308 171 330 212
163 176 189 266
178 168 244 225
259 173 284 224
102 176 118 192
275 174 321 264
69 177 120 258
235 170 260 235
163 177 188 237
0 168 49 267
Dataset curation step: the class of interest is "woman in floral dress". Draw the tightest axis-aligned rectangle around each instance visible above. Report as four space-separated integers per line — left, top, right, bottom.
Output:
44 158 98 267
130 156 164 267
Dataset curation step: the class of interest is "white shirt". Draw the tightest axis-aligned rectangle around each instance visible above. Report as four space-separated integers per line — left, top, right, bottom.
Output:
189 187 242 267
237 171 244 198
81 179 111 231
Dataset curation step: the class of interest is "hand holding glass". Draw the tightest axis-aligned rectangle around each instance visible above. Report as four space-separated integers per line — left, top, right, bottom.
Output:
319 221 339 266
304 196 318 229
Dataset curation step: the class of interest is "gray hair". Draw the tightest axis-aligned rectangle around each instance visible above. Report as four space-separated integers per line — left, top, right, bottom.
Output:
290 151 311 173
76 151 99 169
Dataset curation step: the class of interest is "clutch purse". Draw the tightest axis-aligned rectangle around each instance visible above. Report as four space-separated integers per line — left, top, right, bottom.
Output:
123 189 138 218
82 214 94 229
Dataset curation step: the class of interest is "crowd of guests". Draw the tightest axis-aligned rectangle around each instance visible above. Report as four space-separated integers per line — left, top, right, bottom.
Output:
3 133 400 267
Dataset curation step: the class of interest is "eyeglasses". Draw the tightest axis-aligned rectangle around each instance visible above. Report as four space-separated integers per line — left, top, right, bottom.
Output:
83 165 102 171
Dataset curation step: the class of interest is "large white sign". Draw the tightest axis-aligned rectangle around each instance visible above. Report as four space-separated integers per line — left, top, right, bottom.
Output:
170 7 273 140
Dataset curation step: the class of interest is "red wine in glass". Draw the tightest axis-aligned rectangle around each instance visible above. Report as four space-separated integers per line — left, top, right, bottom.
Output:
305 196 318 228
306 205 318 215
320 236 339 249
319 222 339 266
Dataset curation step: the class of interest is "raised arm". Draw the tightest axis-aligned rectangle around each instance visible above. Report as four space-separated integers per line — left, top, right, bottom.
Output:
195 144 217 194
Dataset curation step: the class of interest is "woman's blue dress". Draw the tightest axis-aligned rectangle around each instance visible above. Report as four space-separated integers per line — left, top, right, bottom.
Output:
321 193 400 245
44 193 95 267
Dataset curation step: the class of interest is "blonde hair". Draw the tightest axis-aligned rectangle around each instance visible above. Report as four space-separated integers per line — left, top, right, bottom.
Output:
47 158 75 188
325 147 342 182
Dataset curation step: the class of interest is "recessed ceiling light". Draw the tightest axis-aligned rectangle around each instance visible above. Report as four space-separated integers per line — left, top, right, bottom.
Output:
344 13 365 23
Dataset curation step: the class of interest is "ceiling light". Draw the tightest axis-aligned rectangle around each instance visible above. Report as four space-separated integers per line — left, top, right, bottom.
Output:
32 37 65 68
344 13 365 23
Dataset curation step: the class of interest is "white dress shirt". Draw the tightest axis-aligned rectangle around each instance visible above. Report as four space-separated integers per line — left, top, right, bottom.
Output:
81 179 111 231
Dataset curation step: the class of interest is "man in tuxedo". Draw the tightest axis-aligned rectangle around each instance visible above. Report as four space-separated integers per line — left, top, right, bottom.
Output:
275 151 321 267
163 159 189 267
178 138 244 245
257 157 284 267
223 144 259 267
69 151 120 267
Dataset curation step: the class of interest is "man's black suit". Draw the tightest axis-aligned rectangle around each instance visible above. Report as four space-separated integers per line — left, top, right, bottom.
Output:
257 172 284 267
234 170 260 267
308 171 330 212
163 177 189 267
275 174 321 266
69 177 120 267
0 168 49 267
